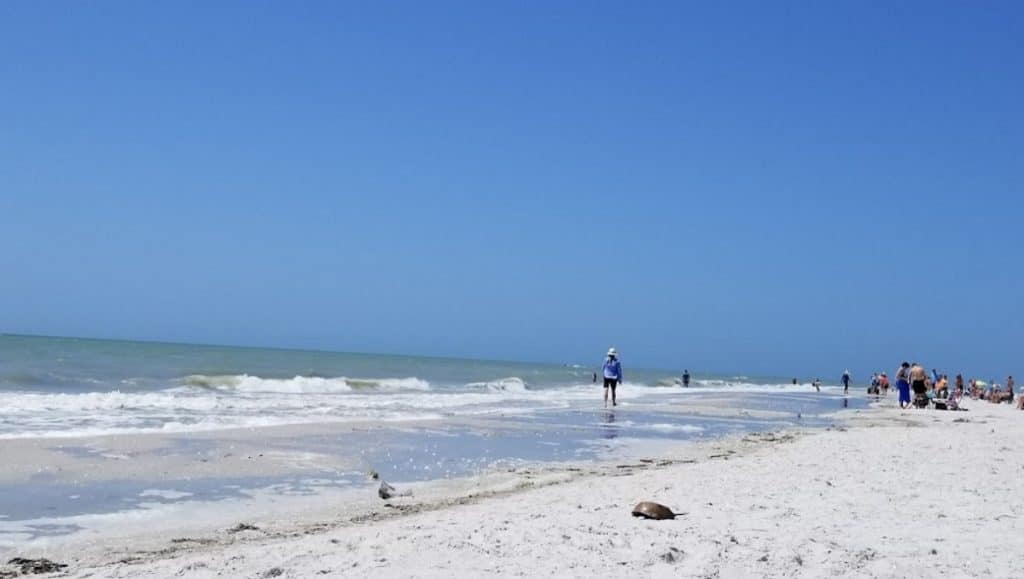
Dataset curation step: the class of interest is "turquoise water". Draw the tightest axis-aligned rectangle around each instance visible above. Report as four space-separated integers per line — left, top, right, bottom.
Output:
0 334 828 438
0 334 862 539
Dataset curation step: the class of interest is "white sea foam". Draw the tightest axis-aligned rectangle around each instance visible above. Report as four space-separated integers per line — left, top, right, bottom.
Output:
465 377 529 392
690 380 834 393
183 374 431 393
0 377 829 439
139 489 194 500
641 423 705 433
0 379 593 439
598 420 705 434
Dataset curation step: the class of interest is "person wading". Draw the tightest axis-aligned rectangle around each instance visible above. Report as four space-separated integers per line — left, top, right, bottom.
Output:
602 348 623 407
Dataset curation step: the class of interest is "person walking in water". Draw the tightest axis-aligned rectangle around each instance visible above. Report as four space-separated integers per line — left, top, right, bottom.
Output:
682 369 690 388
841 370 851 395
602 348 622 407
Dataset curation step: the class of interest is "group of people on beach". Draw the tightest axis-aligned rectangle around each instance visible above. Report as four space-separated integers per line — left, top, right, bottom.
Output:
967 375 1019 408
597 349 1022 413
868 362 1019 411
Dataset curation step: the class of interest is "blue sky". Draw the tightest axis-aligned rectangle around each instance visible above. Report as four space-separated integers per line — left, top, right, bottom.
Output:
1 1 1021 378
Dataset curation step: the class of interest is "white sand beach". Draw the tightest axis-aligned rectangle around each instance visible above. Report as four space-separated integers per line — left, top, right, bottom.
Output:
7 398 1023 579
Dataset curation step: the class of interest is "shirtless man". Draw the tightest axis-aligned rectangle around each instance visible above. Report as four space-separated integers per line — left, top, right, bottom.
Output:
909 362 929 408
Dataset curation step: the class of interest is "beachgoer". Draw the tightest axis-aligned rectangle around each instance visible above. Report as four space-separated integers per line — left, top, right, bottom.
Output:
841 370 851 394
592 372 597 383
910 363 928 408
955 374 964 392
896 362 912 409
867 373 879 395
813 378 821 392
602 348 622 407
682 370 690 388
880 373 889 396
991 377 1014 404
950 382 965 410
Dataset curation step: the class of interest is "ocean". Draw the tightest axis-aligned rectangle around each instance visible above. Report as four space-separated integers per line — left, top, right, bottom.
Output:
0 334 861 548
0 334 845 440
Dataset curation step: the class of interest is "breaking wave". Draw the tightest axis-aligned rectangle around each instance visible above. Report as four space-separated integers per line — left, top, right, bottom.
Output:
182 374 431 393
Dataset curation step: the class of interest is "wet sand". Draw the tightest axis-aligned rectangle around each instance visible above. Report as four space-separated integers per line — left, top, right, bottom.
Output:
3 397 1021 578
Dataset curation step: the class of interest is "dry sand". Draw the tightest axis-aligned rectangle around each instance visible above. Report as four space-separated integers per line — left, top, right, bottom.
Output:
6 398 1023 578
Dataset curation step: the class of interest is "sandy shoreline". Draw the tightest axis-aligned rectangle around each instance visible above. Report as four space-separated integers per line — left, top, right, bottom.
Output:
5 398 1023 578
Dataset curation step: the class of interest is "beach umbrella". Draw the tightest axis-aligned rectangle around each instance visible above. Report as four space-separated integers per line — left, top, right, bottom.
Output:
975 380 988 387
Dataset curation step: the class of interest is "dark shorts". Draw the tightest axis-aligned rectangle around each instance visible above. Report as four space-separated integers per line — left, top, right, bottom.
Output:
912 380 927 396
603 378 618 390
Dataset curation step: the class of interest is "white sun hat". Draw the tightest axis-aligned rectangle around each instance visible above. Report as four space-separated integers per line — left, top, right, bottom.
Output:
607 347 618 357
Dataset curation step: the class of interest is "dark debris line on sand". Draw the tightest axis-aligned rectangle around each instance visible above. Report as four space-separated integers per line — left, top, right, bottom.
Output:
228 523 260 533
1 558 68 577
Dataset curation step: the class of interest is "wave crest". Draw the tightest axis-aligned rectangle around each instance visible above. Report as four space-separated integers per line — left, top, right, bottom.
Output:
182 374 430 393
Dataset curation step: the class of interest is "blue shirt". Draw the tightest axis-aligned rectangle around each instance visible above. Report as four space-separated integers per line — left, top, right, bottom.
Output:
602 358 622 380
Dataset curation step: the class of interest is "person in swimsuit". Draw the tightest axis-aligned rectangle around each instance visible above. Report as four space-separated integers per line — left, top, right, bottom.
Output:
602 348 622 407
682 370 690 388
841 370 851 394
991 376 1014 404
909 363 928 407
896 362 912 409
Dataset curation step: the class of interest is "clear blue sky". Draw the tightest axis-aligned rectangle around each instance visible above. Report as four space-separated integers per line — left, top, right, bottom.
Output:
1 1 1021 378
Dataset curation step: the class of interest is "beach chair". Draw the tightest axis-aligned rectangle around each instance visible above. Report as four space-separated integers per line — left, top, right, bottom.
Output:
932 389 950 411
